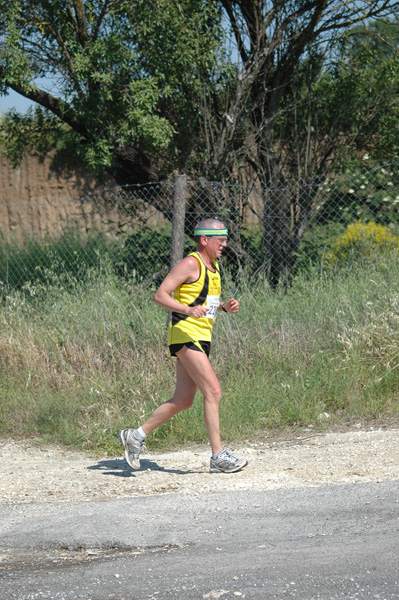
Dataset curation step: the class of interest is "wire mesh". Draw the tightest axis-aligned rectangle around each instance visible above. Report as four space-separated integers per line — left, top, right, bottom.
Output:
1 161 399 290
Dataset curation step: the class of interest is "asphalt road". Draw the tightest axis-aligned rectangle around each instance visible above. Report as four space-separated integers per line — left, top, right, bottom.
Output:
1 481 398 599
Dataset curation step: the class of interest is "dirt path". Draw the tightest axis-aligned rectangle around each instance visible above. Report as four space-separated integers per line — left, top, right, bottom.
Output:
1 426 398 505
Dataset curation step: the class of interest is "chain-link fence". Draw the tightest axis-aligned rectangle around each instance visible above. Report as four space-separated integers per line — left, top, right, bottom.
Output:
1 160 399 290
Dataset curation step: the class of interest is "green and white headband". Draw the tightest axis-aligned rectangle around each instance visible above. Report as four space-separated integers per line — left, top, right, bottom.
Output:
194 228 228 237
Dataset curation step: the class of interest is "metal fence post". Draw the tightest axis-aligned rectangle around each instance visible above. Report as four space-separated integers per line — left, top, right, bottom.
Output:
170 174 187 269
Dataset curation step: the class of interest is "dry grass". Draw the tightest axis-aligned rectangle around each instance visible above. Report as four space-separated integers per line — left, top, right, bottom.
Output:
2 255 399 454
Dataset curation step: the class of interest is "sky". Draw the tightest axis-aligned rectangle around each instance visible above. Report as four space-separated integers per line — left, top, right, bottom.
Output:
0 89 35 114
0 75 65 114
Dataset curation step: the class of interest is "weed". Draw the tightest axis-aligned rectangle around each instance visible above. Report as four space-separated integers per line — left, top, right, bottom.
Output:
1 253 399 454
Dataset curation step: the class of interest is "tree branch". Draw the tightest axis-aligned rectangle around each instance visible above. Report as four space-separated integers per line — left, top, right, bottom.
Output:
71 0 90 47
220 0 249 64
0 68 89 138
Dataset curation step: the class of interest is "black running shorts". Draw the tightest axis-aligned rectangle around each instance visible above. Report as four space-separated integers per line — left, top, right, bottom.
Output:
169 340 211 358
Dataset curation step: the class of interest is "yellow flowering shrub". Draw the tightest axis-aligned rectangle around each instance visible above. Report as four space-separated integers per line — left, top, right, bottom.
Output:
328 221 399 266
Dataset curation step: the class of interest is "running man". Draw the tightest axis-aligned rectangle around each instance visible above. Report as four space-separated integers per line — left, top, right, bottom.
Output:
119 218 248 473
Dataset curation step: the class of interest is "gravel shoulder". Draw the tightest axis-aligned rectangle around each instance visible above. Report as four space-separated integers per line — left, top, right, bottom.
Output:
1 426 399 506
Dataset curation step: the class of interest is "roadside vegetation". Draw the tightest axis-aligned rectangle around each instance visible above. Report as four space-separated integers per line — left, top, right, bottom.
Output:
2 4 399 457
1 233 399 456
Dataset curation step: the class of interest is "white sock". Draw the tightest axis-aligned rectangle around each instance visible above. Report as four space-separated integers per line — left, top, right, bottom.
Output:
212 449 223 459
134 426 147 442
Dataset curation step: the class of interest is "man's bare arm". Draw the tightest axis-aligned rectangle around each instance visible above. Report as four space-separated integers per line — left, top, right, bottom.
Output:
153 256 209 318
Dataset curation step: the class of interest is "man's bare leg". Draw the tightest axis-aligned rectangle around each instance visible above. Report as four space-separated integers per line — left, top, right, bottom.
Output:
141 358 198 434
119 346 247 472
174 346 222 455
173 347 248 472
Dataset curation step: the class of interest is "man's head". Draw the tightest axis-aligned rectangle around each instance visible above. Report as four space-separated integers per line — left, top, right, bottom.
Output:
193 218 228 242
194 218 228 259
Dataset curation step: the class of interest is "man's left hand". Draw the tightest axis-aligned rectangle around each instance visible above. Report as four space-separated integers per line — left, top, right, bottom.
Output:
223 298 240 314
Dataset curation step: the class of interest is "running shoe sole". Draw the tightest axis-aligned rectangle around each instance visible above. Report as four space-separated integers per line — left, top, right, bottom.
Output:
210 458 248 473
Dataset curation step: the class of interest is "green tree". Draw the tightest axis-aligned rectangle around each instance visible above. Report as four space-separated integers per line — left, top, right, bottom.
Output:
0 0 252 266
2 1 399 282
278 17 399 273
0 0 224 182
216 2 399 283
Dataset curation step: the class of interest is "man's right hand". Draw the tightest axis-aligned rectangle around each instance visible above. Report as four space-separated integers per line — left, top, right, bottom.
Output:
187 305 209 318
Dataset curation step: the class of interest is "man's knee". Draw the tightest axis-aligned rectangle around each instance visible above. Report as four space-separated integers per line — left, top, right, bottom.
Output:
180 398 195 411
204 383 222 405
171 394 195 412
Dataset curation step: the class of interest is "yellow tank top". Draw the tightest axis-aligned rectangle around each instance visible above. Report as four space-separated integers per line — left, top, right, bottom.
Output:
167 252 221 345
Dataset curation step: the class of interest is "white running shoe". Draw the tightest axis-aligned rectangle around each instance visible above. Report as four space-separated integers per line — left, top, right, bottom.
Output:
119 429 145 470
210 449 248 473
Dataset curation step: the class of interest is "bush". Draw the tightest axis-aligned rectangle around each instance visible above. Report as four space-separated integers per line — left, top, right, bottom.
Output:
294 222 346 272
315 162 399 226
0 227 196 294
328 221 399 266
0 230 121 292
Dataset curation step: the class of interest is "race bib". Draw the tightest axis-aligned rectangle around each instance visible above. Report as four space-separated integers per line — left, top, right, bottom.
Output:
205 295 220 320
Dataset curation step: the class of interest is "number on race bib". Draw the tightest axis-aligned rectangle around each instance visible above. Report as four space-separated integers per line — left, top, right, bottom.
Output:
205 295 220 319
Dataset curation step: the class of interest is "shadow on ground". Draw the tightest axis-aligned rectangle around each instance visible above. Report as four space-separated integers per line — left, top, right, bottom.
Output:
87 457 204 477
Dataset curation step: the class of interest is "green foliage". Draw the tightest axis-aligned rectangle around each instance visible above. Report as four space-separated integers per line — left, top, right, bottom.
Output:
239 226 264 267
0 0 225 176
2 6 399 289
1 4 399 186
0 107 76 167
2 254 399 454
328 221 399 266
0 228 199 294
0 231 121 291
330 19 399 163
0 2 31 90
294 222 345 272
277 16 399 178
294 160 399 273
0 225 271 295
315 161 399 226
120 226 194 280
120 229 170 281
345 18 399 68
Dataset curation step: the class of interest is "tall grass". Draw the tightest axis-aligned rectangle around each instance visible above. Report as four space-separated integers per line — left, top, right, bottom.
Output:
1 253 399 455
